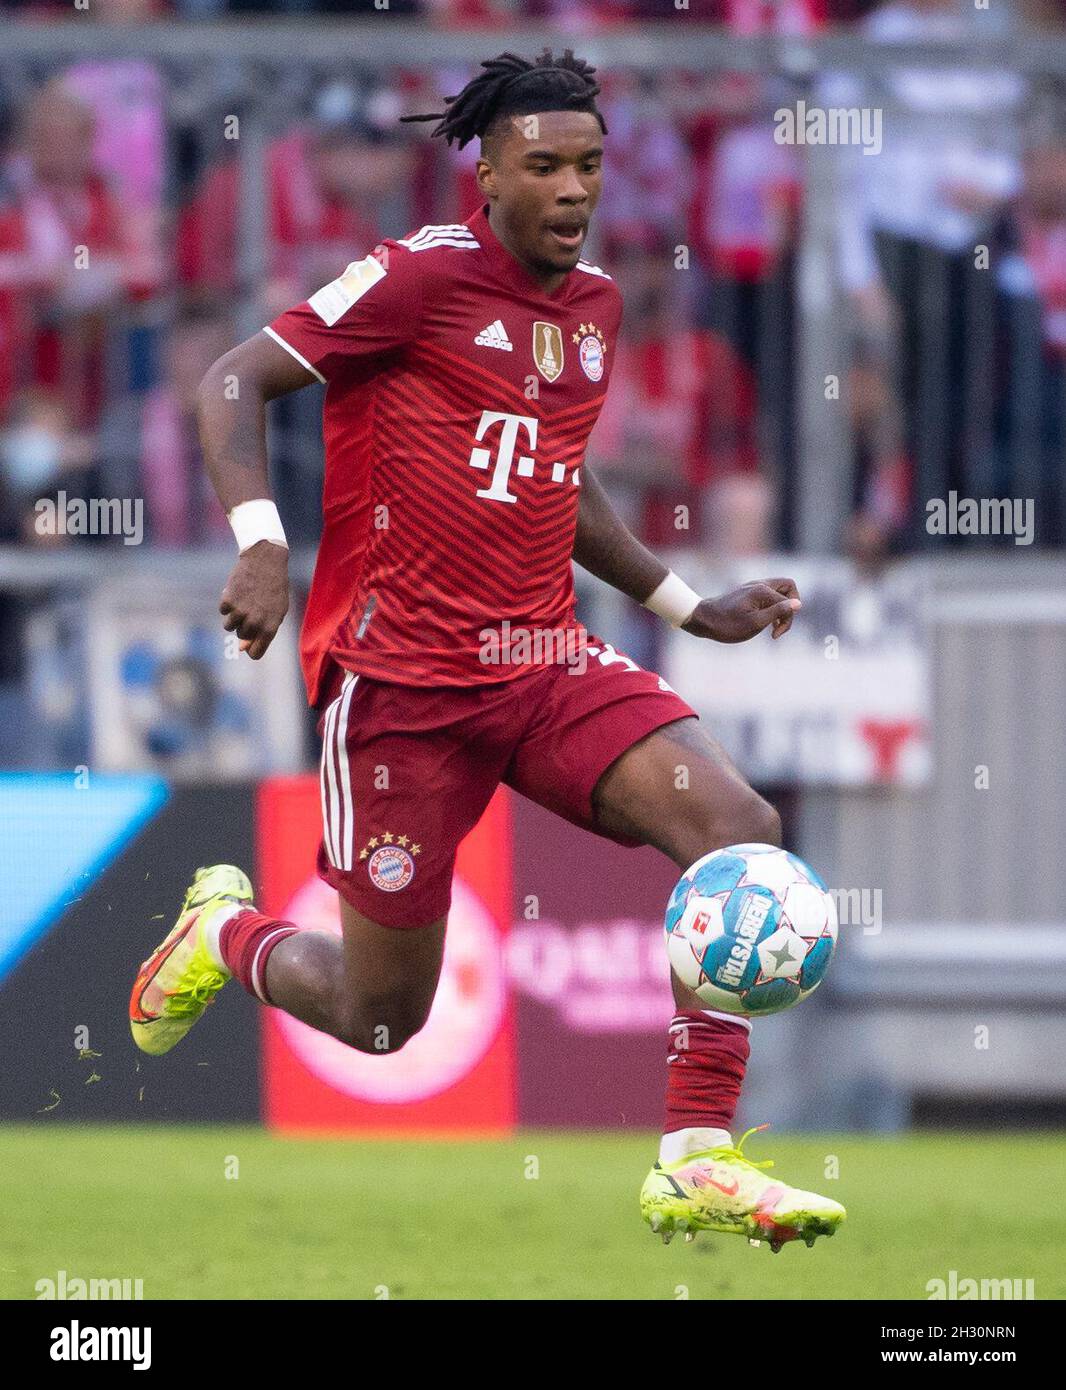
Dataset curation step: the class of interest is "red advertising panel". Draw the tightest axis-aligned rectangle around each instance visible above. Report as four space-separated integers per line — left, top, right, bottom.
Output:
258 776 515 1135
506 794 678 1130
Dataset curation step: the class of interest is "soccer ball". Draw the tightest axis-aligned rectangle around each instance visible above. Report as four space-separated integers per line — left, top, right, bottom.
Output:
664 843 837 1016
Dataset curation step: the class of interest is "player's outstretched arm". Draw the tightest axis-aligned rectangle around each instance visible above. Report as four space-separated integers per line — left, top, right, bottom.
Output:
197 331 315 659
573 463 801 642
572 462 673 602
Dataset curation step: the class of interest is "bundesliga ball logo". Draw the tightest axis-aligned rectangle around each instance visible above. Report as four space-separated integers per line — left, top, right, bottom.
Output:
664 842 838 1016
368 845 415 892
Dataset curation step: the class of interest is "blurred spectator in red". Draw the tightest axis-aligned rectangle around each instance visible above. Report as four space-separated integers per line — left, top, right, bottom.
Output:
411 63 487 225
519 0 651 26
683 74 801 338
0 81 153 427
596 69 690 256
425 0 516 23
588 234 759 548
179 82 415 315
724 0 827 30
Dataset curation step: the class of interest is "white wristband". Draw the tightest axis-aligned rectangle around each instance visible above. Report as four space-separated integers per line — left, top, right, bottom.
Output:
228 499 288 555
643 571 701 628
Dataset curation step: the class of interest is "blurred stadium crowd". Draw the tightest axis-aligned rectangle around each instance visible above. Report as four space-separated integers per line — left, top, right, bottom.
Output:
0 1 951 26
2 0 1066 573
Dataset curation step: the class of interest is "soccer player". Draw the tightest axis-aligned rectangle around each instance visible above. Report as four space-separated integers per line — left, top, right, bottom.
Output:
129 50 844 1252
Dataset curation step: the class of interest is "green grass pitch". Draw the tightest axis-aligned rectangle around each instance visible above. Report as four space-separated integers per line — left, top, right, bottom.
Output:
1 1126 1062 1300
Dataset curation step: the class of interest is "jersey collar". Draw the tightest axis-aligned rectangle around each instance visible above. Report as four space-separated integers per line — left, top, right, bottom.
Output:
467 203 572 304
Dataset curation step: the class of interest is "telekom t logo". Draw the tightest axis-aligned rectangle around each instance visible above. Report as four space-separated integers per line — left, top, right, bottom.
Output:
468 410 579 503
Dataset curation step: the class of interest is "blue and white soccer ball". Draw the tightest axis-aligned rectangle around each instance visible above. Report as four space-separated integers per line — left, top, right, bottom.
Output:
664 843 838 1017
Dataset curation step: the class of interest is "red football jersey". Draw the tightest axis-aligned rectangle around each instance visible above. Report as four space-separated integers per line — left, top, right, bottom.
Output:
266 203 623 706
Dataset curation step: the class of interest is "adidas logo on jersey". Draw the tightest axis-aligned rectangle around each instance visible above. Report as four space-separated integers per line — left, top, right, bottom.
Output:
474 320 513 352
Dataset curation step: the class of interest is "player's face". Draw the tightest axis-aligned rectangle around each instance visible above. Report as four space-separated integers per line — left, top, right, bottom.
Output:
480 110 604 280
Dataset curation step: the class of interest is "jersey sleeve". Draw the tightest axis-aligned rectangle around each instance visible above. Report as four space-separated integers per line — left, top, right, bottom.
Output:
264 240 422 383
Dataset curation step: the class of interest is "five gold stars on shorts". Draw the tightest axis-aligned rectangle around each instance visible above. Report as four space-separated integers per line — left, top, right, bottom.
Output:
359 832 421 861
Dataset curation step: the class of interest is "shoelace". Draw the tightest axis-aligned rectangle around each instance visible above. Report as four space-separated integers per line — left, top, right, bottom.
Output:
701 1124 775 1174
163 970 227 1015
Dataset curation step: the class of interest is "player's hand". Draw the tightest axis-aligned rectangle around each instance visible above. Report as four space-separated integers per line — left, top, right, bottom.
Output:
219 541 290 660
682 578 801 643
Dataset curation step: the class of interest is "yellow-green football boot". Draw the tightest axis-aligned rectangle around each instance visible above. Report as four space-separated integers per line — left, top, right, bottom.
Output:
640 1126 846 1252
129 864 253 1056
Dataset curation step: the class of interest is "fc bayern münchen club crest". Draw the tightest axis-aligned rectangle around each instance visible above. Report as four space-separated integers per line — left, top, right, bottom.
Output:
360 831 419 892
572 322 606 382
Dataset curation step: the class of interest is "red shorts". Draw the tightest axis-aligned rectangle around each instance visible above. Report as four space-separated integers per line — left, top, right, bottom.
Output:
316 637 696 927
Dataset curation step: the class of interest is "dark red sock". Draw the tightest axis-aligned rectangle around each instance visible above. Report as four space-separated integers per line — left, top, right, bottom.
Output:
218 910 299 1005
664 1010 751 1133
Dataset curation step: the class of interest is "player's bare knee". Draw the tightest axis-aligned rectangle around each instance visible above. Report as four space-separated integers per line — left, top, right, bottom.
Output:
332 998 430 1054
736 792 782 848
718 790 781 849
675 787 782 865
372 1011 428 1054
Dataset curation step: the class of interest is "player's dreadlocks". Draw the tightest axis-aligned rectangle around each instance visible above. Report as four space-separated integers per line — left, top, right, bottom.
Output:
399 48 607 152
